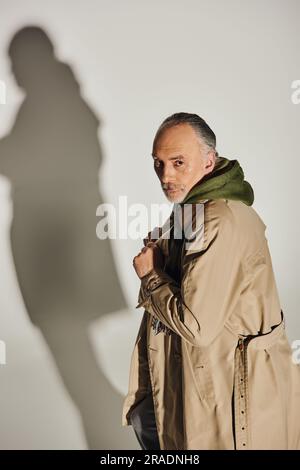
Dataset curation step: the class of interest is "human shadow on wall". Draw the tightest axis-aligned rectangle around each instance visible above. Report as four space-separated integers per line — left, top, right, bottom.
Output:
0 26 136 449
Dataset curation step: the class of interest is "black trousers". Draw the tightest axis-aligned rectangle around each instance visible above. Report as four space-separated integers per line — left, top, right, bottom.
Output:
130 393 161 450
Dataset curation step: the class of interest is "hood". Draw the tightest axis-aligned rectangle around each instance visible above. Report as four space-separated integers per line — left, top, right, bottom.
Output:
179 156 254 206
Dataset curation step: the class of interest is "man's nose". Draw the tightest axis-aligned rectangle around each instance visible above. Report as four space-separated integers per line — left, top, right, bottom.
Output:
160 164 175 183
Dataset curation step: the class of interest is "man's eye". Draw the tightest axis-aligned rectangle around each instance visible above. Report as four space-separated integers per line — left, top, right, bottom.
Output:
174 160 184 167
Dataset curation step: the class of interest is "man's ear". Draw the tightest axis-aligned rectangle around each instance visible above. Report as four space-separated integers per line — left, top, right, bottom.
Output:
203 150 216 175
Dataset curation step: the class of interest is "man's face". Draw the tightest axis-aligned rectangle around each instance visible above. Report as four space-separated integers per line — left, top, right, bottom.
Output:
152 123 216 203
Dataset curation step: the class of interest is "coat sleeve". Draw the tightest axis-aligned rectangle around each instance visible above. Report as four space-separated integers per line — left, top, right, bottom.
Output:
136 202 243 348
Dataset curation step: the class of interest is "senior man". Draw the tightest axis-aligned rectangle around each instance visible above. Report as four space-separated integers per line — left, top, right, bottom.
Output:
122 112 300 450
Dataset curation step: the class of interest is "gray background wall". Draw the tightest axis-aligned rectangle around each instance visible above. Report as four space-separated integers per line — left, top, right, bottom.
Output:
0 0 299 449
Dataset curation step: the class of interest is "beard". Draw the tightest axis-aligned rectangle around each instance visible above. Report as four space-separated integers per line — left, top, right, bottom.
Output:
162 184 187 203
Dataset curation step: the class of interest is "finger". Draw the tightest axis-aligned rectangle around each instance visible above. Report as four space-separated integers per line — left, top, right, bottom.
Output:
146 241 156 247
133 254 140 264
143 227 160 245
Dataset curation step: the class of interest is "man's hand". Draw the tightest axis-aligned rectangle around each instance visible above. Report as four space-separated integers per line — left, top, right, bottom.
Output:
133 241 165 279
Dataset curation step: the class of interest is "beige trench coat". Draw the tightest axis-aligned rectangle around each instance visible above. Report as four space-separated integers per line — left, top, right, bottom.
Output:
122 198 300 449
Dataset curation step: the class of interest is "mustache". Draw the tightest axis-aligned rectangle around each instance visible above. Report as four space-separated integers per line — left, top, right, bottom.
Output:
162 184 184 191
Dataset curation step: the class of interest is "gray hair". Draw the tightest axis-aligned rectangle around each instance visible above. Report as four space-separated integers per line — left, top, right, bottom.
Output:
153 112 218 156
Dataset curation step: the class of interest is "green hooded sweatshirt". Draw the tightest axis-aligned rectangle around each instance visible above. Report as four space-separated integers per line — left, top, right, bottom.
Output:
179 156 254 206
